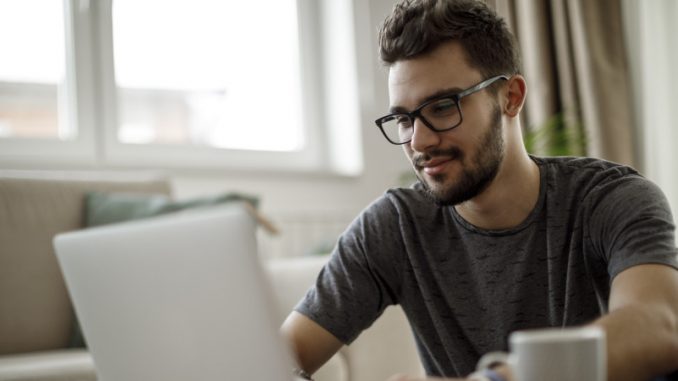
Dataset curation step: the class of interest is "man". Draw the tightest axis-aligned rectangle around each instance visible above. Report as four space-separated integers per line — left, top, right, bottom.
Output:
282 0 678 380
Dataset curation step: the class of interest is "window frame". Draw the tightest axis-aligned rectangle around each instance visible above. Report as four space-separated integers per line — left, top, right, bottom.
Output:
0 0 97 166
0 0 364 175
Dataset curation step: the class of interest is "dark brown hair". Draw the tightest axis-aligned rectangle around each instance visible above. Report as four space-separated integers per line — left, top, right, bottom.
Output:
378 0 521 79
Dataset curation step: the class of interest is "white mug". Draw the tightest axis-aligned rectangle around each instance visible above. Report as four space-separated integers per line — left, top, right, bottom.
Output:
477 326 606 381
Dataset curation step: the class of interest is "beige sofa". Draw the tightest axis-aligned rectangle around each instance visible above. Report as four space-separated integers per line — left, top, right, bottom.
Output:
0 171 422 381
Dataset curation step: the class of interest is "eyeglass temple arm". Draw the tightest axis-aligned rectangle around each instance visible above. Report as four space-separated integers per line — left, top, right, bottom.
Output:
456 75 509 98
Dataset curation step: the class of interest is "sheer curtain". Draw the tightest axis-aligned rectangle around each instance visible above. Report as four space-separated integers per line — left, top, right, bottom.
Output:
486 0 637 167
623 0 678 225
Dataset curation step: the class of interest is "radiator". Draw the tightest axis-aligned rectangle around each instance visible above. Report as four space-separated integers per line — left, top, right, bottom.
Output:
257 212 354 259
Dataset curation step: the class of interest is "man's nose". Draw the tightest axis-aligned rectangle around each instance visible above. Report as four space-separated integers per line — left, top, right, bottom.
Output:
409 118 440 153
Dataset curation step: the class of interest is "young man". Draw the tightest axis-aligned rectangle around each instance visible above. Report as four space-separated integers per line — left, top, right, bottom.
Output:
282 1 678 380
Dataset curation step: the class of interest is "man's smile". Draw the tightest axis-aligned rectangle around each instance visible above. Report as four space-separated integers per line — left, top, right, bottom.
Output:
420 157 455 176
413 147 464 177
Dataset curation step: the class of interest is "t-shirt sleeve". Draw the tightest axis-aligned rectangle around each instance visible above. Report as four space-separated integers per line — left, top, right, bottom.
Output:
294 195 404 344
586 174 678 279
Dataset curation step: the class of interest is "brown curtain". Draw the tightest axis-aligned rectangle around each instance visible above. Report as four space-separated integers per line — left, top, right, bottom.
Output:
485 0 637 167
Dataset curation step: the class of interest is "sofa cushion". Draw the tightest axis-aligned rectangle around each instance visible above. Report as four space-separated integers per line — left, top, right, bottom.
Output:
85 191 259 227
0 175 171 355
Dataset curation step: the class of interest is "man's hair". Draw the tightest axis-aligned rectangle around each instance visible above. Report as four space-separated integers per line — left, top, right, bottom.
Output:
378 0 522 79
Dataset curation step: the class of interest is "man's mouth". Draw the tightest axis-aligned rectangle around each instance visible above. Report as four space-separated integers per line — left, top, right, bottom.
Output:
419 157 455 176
414 149 462 177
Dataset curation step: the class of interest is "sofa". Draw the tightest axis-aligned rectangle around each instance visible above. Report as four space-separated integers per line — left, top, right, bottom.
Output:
0 171 422 381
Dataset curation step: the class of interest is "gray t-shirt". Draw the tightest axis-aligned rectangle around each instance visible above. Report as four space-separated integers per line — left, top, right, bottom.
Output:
296 156 678 377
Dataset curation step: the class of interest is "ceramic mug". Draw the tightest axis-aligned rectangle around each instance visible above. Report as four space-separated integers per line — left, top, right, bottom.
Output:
477 326 606 381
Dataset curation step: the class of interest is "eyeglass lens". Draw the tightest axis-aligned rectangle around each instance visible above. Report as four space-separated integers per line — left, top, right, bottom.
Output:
379 98 461 144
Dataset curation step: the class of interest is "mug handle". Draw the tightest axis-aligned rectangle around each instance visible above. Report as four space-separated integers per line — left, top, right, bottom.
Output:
476 351 511 371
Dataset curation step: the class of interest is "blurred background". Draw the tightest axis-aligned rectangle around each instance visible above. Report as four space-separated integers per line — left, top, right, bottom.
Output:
0 0 676 258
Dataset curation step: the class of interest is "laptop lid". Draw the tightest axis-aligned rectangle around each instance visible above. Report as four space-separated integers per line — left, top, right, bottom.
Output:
54 205 294 381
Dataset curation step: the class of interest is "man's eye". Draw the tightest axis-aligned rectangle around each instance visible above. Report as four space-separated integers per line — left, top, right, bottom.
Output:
396 116 412 127
428 99 458 116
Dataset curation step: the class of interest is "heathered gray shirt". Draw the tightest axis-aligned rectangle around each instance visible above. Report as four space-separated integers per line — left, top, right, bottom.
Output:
296 156 678 377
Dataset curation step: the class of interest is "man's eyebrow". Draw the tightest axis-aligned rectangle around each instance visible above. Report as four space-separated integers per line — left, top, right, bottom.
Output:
389 87 464 114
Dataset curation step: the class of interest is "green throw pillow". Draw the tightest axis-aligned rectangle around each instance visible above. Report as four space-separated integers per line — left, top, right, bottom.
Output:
85 191 259 227
68 191 259 348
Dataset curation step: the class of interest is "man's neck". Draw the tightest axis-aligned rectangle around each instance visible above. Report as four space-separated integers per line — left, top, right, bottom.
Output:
454 151 540 230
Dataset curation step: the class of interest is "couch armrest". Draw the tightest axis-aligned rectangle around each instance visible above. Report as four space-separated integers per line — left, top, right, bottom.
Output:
0 349 96 381
265 255 330 325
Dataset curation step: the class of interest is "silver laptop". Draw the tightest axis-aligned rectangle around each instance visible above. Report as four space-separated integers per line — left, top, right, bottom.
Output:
53 204 295 381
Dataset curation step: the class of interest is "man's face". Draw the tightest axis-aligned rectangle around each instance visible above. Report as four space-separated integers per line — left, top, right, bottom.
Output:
388 41 505 206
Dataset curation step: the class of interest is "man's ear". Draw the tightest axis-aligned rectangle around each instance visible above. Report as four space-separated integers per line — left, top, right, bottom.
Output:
504 75 527 117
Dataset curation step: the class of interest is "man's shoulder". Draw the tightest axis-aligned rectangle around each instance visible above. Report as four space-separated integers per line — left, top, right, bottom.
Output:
534 155 641 188
533 156 662 217
533 155 638 174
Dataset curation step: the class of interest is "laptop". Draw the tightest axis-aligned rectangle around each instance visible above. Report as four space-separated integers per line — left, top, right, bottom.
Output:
53 204 296 381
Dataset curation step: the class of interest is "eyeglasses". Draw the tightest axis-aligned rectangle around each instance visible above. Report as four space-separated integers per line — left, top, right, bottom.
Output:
374 75 509 145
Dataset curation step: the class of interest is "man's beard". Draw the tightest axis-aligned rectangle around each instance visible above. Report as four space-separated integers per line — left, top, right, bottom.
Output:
415 105 504 206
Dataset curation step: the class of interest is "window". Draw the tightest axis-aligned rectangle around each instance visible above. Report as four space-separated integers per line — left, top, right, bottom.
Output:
0 0 70 141
0 0 363 174
112 0 303 151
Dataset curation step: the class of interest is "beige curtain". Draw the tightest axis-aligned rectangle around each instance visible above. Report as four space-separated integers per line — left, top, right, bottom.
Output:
486 0 637 167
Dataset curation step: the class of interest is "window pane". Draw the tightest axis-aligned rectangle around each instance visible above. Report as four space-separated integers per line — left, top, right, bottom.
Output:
0 0 71 140
113 0 304 152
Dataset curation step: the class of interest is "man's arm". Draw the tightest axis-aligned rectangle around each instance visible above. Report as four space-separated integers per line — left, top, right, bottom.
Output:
392 264 678 381
281 311 344 375
592 263 678 381
495 264 678 381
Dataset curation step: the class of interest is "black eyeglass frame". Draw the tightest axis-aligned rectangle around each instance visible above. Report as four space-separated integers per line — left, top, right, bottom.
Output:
374 75 509 145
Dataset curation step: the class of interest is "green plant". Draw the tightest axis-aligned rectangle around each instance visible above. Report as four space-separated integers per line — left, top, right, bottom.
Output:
523 112 587 156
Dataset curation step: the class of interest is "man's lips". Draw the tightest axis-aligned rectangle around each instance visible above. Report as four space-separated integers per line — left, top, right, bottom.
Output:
416 157 456 176
413 148 463 177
